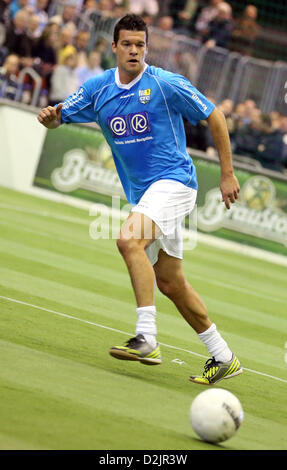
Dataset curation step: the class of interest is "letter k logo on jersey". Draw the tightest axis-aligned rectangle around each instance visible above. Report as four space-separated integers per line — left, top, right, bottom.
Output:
129 112 151 136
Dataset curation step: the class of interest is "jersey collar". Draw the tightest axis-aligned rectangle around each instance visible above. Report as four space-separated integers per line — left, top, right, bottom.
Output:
115 63 148 90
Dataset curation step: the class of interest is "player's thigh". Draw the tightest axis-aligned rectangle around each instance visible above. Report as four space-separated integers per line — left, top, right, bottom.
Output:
153 249 185 286
120 211 162 242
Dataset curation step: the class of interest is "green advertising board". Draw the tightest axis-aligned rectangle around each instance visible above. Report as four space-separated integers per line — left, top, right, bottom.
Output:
34 123 287 256
34 123 126 206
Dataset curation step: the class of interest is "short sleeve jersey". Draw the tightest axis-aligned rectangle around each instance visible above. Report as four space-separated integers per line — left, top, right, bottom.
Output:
61 64 215 204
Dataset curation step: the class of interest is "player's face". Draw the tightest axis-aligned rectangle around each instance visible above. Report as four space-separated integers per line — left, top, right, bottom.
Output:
112 29 147 83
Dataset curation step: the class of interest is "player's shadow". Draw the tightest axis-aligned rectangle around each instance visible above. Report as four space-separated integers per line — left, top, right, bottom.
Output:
105 357 196 393
191 436 226 449
107 365 191 395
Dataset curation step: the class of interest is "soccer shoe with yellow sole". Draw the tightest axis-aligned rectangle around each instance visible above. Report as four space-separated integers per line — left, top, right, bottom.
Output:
189 354 243 385
109 334 162 365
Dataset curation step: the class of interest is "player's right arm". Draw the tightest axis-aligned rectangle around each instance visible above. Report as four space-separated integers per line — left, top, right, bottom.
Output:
37 103 63 129
37 71 113 129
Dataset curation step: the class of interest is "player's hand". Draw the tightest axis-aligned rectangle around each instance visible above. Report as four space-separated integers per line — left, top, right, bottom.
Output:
220 172 240 210
37 103 63 129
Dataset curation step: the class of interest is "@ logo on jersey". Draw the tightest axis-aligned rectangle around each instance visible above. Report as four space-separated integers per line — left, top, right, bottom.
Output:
108 115 129 137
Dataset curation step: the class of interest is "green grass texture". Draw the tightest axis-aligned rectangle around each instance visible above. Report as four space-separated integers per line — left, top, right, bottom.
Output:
0 186 286 450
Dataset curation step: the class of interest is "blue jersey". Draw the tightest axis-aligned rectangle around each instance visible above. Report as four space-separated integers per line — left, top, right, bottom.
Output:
61 64 215 204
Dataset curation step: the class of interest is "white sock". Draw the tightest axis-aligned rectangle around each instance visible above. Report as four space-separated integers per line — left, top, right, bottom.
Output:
198 323 232 363
136 305 157 348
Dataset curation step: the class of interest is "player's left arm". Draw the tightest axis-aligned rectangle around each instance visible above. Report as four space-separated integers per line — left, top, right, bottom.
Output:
158 71 240 209
207 107 240 209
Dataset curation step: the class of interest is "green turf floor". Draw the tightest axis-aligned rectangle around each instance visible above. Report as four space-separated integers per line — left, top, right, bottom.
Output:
0 186 286 450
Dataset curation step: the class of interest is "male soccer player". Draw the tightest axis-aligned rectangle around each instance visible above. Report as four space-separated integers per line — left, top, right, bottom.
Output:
37 14 243 385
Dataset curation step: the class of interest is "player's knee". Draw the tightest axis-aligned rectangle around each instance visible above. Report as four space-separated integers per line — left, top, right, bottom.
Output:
116 236 130 256
116 236 143 257
156 276 185 299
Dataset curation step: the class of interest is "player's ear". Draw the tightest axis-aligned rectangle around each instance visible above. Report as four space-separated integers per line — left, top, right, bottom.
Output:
112 41 117 54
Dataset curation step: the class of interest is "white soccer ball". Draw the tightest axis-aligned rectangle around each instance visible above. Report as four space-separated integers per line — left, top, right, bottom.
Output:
190 388 244 444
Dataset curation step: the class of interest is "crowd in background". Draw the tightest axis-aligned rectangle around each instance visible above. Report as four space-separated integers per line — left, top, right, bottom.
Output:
184 98 287 173
0 0 286 173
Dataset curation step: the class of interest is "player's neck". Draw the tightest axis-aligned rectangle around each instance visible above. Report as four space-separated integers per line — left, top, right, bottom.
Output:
117 64 146 85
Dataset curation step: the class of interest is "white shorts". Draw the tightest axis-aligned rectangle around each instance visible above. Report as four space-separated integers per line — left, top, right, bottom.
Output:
131 179 197 265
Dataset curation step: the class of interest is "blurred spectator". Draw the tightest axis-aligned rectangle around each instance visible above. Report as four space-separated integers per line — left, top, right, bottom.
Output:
74 29 90 67
61 2 78 27
269 110 281 131
77 0 115 32
226 116 259 159
156 0 172 18
254 114 285 172
95 36 116 69
76 49 103 84
129 0 159 17
184 116 211 152
71 0 85 13
0 0 10 50
4 8 34 60
147 17 175 70
112 0 129 18
141 12 156 27
49 49 79 104
57 26 75 64
190 98 263 160
230 4 260 56
231 101 261 147
98 0 115 17
49 2 78 34
31 0 49 37
232 102 246 128
218 98 234 131
156 15 174 32
242 99 257 125
194 0 223 38
169 0 198 34
205 98 235 155
27 13 41 40
0 0 11 27
279 116 287 169
0 52 19 99
172 49 197 82
32 23 58 90
183 94 287 174
77 0 98 27
81 0 98 14
232 111 285 171
202 2 233 49
9 0 30 19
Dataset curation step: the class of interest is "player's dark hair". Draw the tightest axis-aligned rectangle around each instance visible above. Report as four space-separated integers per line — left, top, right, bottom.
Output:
113 14 148 45
260 113 272 128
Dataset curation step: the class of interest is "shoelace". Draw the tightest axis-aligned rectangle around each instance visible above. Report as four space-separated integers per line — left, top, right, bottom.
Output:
125 335 145 348
203 357 219 376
